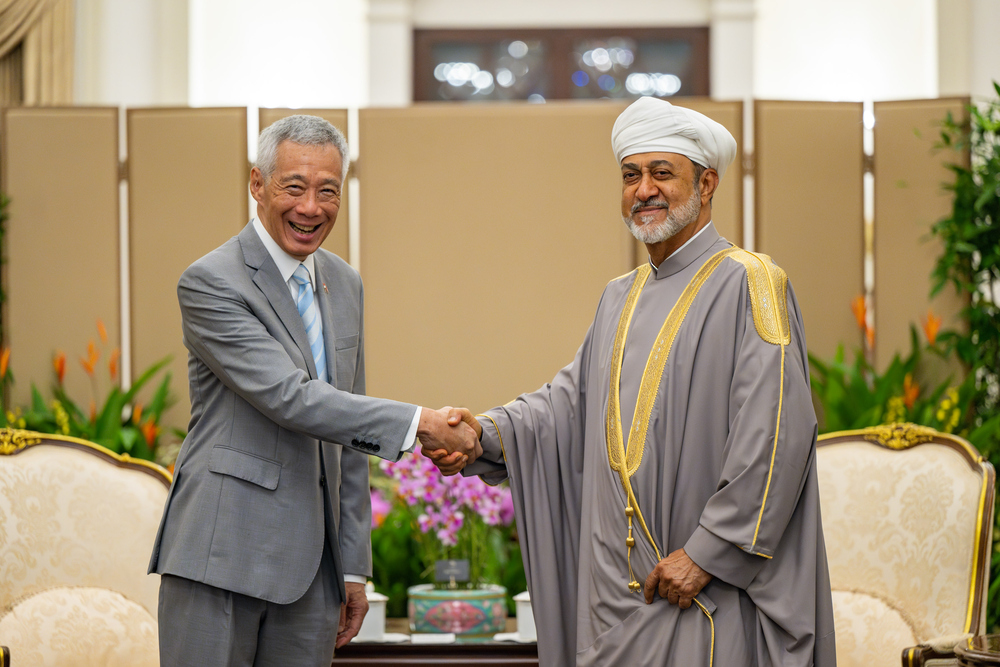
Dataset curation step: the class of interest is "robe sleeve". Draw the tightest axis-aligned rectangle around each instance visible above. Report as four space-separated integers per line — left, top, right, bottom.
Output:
461 310 602 667
685 278 819 590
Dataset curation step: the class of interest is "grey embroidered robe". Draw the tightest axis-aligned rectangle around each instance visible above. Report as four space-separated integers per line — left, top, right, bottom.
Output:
466 224 836 666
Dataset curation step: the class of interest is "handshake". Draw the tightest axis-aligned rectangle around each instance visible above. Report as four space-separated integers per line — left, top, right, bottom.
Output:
416 406 484 476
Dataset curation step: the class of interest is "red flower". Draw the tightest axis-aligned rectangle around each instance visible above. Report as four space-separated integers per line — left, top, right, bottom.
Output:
851 295 867 330
922 310 942 346
903 374 920 410
141 420 159 447
96 319 109 344
0 347 9 380
80 340 100 377
109 348 121 382
53 352 67 384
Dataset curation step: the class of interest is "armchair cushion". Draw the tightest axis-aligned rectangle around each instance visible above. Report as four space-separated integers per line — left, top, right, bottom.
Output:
0 587 158 667
832 590 916 666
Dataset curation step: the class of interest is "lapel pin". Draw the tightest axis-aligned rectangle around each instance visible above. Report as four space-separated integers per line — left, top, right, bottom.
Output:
323 283 329 294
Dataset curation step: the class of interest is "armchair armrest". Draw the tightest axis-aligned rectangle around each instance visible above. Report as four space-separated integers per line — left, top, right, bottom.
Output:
902 634 971 666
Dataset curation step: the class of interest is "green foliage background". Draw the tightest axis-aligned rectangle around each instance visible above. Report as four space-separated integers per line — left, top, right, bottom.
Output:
810 83 1000 631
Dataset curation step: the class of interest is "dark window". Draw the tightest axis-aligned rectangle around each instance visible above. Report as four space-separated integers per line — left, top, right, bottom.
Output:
414 28 709 103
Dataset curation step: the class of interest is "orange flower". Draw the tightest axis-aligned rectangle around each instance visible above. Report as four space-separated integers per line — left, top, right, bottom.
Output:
96 319 109 344
80 340 99 377
0 347 9 379
53 352 67 384
141 420 159 447
903 373 919 409
865 324 875 350
109 348 121 381
922 309 942 346
851 295 867 330
132 403 143 424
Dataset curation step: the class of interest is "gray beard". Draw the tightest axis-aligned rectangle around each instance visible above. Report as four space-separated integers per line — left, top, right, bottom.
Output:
623 189 702 245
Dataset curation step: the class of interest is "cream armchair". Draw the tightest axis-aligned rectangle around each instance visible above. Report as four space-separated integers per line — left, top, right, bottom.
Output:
0 429 171 666
817 423 995 667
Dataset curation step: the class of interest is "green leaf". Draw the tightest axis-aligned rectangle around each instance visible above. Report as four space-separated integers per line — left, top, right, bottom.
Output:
122 355 172 404
119 426 140 453
30 384 48 414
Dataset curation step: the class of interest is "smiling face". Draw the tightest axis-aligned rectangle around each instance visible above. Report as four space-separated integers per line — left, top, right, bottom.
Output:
250 140 343 260
620 151 718 260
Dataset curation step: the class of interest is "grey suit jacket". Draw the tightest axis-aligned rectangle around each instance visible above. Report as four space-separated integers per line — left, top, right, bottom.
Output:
149 222 416 604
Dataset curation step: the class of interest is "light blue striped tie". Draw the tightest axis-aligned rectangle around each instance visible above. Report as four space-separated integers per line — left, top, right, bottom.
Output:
291 264 328 383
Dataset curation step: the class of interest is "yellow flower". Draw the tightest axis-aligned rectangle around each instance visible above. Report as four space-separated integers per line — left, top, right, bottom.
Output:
885 396 905 424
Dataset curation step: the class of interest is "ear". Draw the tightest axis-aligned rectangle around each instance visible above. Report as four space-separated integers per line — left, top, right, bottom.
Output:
699 169 720 205
249 167 265 205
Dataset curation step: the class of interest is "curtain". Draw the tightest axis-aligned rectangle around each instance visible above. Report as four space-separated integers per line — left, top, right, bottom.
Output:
0 42 23 106
0 0 73 105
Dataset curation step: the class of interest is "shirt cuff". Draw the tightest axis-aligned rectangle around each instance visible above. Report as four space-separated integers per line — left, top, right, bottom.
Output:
400 406 422 453
684 524 768 590
344 574 367 585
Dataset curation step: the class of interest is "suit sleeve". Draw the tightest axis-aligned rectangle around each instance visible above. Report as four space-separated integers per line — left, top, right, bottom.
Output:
178 262 416 461
339 279 373 576
684 279 818 589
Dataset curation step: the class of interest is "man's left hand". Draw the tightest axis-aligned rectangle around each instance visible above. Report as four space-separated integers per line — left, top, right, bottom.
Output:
643 548 712 609
336 582 370 648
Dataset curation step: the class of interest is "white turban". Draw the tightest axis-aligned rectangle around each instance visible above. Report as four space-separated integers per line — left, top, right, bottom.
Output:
611 97 738 181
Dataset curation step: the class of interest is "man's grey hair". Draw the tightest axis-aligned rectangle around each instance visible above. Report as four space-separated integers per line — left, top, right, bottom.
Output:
256 114 350 181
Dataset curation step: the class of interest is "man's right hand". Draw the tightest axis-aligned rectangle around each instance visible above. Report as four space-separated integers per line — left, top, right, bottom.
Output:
417 407 481 474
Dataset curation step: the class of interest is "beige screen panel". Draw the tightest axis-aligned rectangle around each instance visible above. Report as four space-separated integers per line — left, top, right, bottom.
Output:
630 99 744 261
755 101 864 359
873 99 967 370
128 107 248 430
258 109 350 261
2 107 120 408
360 102 634 412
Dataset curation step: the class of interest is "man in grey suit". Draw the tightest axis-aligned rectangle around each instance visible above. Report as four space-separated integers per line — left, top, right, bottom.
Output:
150 115 477 666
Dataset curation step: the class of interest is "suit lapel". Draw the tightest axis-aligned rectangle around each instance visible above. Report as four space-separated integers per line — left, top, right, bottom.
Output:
313 258 339 389
238 223 318 380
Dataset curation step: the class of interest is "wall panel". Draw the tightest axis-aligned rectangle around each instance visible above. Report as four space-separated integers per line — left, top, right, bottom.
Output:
755 101 864 359
128 107 247 430
360 102 634 412
258 109 351 262
873 98 967 370
2 108 120 409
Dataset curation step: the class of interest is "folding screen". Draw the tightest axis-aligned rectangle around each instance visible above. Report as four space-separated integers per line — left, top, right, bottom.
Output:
755 101 865 360
258 109 351 262
2 107 120 408
359 102 634 412
128 108 248 430
873 98 967 371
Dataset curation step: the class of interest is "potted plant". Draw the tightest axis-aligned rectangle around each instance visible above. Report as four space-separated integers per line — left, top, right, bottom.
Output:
373 447 522 640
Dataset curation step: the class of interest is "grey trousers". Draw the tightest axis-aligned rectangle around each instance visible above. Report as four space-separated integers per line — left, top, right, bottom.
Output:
157 546 341 667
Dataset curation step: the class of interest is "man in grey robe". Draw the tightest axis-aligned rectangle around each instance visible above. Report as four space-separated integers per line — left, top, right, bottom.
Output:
442 97 836 666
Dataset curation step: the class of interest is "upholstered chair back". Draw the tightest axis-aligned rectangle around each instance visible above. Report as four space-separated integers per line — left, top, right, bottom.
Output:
816 424 994 667
0 430 171 666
